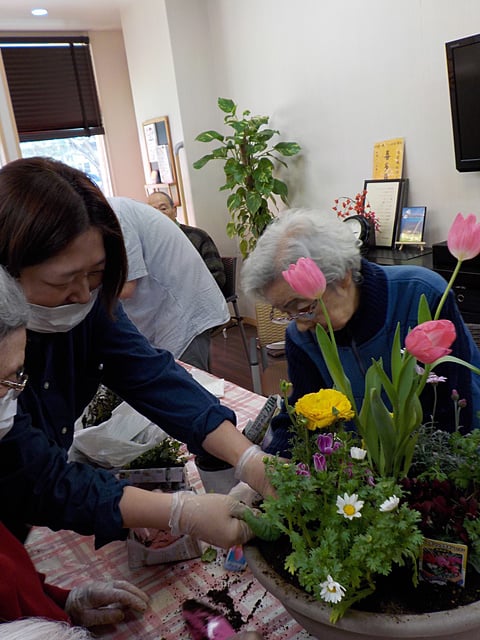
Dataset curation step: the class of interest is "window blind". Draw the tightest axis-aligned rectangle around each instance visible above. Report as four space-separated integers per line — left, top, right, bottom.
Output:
0 36 104 142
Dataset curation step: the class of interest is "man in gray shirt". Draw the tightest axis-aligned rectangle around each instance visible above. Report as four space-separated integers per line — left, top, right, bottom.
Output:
110 197 229 371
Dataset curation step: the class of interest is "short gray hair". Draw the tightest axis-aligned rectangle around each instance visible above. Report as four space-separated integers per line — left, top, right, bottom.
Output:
241 208 362 300
0 619 92 640
0 266 29 341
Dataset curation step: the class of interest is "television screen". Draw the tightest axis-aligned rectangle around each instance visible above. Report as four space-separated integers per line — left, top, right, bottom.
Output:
446 33 480 172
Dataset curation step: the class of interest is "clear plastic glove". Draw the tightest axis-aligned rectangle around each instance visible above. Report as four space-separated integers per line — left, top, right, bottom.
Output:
65 580 149 627
169 491 254 548
234 445 277 498
228 481 261 508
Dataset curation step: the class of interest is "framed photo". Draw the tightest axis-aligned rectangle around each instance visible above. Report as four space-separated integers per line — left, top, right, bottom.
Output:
142 116 176 185
363 179 408 248
397 206 427 244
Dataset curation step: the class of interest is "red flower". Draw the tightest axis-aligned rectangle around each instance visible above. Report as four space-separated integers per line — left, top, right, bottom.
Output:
405 319 456 364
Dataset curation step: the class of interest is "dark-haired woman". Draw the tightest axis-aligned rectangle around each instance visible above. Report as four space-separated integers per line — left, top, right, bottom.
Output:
0 157 270 549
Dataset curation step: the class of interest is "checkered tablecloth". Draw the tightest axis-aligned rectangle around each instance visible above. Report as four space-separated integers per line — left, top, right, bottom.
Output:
26 369 313 640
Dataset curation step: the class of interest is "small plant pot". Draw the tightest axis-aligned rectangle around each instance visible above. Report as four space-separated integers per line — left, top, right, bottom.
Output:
195 453 237 494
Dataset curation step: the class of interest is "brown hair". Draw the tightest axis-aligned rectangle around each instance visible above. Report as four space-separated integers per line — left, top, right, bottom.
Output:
0 157 127 315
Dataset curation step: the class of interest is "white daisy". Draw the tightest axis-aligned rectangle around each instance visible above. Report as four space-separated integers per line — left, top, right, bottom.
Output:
350 446 367 460
379 495 400 512
320 575 346 604
336 493 364 520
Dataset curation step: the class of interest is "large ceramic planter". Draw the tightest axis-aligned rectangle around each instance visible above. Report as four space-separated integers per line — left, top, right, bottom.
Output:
244 543 480 640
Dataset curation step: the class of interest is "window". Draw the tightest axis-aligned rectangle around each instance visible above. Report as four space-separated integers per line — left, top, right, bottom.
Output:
0 36 111 194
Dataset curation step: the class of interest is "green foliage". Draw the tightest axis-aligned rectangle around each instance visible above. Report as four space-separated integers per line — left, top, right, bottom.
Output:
82 385 122 427
193 97 301 258
247 414 423 622
124 438 185 470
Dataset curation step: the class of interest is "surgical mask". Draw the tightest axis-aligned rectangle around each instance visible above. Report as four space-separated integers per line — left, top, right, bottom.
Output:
27 288 99 333
0 389 18 440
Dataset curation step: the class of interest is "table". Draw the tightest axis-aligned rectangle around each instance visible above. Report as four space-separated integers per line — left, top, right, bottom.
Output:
25 371 313 640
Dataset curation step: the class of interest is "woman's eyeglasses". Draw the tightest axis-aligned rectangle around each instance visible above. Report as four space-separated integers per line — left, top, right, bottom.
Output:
0 368 29 393
269 300 318 325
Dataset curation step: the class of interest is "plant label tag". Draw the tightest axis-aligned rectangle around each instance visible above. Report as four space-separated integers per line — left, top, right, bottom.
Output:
419 537 468 587
224 545 247 571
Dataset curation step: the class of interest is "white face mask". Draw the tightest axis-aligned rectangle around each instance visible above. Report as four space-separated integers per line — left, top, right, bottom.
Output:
27 288 99 333
0 389 18 440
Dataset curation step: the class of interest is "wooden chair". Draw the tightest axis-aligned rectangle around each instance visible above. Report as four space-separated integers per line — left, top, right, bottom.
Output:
250 303 288 395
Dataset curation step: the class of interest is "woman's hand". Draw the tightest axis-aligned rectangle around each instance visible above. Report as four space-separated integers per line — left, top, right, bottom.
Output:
168 492 254 548
65 580 149 627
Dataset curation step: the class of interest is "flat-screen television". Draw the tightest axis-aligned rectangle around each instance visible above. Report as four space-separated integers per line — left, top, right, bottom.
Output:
446 33 480 172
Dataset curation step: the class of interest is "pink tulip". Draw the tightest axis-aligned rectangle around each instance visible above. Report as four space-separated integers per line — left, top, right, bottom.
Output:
447 213 480 261
405 319 457 364
282 257 327 299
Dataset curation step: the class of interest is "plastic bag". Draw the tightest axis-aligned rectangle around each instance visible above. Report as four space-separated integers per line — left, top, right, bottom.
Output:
69 401 168 468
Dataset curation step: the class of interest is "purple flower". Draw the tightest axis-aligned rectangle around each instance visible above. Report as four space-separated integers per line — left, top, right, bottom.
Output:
317 432 341 455
296 462 311 477
313 452 327 472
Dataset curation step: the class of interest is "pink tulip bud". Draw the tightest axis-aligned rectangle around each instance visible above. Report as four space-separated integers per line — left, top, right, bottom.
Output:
451 389 459 401
282 257 327 299
458 398 467 408
447 213 480 261
405 319 456 364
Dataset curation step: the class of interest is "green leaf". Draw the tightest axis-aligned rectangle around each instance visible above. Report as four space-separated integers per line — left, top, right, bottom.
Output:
193 154 214 170
195 130 225 143
273 141 301 156
241 509 282 541
417 294 433 323
272 179 288 198
246 190 262 215
218 97 236 114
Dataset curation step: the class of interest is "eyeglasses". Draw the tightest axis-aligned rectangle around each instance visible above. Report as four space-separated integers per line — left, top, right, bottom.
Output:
0 368 29 393
269 300 318 325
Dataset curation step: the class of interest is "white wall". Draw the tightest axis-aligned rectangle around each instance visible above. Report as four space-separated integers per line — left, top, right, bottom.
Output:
116 0 480 251
195 0 480 245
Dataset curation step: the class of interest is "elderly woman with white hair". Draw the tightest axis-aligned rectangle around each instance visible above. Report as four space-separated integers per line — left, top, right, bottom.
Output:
241 208 480 457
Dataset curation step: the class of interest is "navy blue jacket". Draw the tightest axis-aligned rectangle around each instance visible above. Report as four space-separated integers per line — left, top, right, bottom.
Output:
264 260 480 457
0 299 235 547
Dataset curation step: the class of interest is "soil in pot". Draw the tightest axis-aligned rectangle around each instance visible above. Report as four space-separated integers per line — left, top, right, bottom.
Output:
256 536 480 615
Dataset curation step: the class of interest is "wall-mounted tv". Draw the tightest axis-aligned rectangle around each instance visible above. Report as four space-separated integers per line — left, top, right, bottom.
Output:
446 33 480 172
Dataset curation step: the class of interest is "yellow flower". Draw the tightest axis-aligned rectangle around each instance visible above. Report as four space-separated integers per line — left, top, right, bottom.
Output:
294 389 354 430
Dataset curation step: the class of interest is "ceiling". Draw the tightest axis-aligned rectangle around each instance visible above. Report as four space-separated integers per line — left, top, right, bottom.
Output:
0 0 130 31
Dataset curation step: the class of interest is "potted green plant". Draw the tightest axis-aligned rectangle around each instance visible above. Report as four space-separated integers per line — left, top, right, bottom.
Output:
193 97 301 259
241 213 480 638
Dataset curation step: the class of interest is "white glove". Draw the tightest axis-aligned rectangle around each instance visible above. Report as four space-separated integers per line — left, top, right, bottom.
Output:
65 580 149 627
228 481 262 508
169 491 254 548
234 445 276 498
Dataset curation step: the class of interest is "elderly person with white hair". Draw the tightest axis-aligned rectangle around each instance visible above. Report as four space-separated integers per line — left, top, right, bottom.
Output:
241 208 480 457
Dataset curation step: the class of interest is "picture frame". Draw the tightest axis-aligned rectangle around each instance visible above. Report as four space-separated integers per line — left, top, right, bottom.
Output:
142 116 177 186
397 206 427 244
363 178 408 248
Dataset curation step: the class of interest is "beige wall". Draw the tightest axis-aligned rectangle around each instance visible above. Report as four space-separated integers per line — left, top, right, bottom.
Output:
117 0 480 249
89 30 145 201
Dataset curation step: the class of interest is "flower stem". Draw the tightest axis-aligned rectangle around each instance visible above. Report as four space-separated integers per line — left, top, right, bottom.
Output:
434 259 462 320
